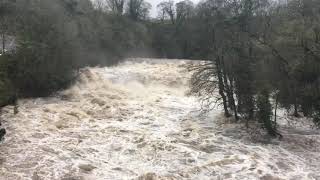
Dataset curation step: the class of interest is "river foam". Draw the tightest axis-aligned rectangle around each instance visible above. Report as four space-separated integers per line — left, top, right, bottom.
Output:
0 59 319 180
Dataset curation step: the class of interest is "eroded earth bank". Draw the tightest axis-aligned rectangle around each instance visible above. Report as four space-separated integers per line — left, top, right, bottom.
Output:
0 59 319 180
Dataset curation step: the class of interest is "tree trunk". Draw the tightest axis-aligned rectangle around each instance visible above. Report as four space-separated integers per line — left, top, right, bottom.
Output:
274 93 278 129
1 33 5 55
294 100 299 117
229 77 239 121
221 57 238 121
248 42 254 120
215 57 231 117
13 92 19 115
221 57 231 109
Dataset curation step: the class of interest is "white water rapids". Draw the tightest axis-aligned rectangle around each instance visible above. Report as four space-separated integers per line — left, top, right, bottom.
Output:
0 59 319 180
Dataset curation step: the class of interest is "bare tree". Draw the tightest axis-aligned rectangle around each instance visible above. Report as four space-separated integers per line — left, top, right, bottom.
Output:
176 0 194 24
0 0 11 55
107 0 126 15
157 0 175 24
126 0 151 21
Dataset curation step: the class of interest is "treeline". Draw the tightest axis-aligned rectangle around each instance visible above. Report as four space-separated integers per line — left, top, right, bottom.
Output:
150 0 202 59
0 0 153 103
183 0 320 136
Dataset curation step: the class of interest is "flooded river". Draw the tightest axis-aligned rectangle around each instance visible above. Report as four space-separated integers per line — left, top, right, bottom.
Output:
0 59 319 180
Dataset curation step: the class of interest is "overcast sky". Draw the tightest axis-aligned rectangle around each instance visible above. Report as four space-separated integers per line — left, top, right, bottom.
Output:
146 0 200 17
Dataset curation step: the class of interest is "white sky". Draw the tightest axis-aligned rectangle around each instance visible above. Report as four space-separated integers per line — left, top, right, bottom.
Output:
146 0 200 17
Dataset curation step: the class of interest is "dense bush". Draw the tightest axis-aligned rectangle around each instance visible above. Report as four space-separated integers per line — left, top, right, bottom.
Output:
0 55 15 106
0 0 153 98
187 0 320 136
8 1 77 97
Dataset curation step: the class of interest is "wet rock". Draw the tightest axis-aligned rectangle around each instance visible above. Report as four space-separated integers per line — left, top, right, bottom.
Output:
78 164 96 172
0 128 6 140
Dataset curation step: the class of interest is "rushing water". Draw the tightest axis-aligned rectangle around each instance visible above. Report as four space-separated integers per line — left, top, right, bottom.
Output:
0 59 319 180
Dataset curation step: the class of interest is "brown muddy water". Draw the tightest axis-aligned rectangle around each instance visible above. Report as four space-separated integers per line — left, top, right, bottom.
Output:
0 59 319 180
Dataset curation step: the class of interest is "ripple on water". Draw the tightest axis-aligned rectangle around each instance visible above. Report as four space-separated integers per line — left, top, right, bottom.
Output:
0 59 319 180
